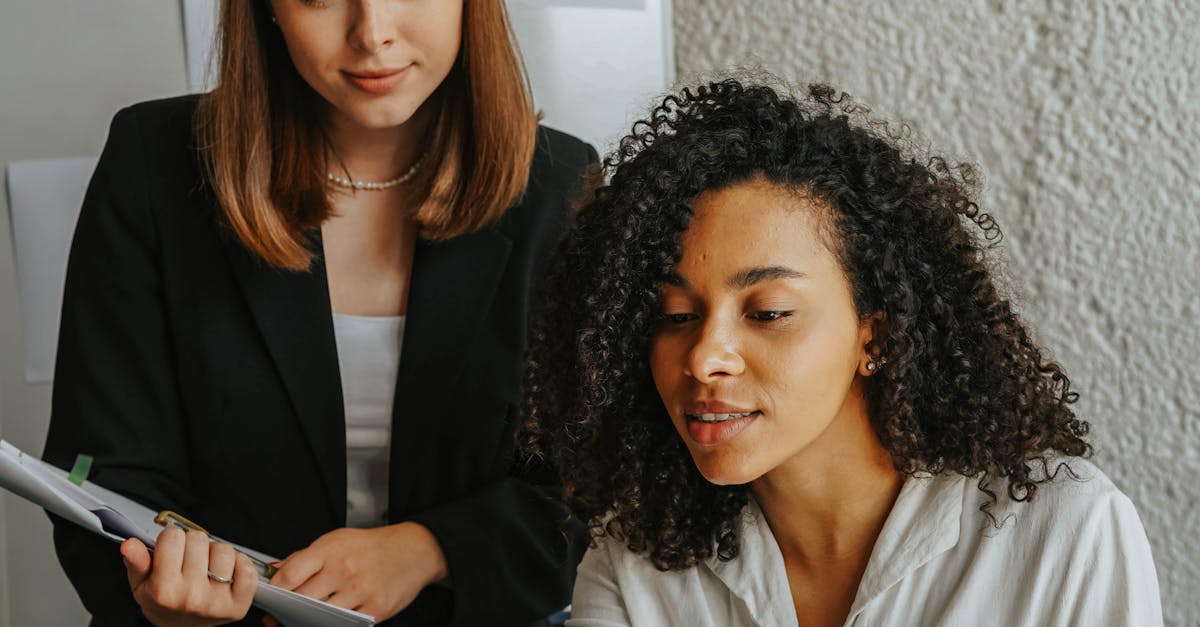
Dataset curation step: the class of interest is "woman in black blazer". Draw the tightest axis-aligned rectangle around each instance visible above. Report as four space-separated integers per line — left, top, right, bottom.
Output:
42 2 593 626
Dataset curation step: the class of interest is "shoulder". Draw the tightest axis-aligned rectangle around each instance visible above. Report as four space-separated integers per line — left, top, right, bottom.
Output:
98 95 204 187
533 125 598 177
525 125 597 202
961 459 1162 622
580 503 767 574
107 94 201 148
114 94 201 125
577 531 679 589
573 533 694 624
578 503 769 590
579 531 641 574
493 125 596 245
992 457 1128 520
572 510 789 627
965 457 1151 558
82 95 214 241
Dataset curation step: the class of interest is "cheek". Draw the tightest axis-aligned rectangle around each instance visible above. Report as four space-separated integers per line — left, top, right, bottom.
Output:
759 324 858 407
416 8 463 67
282 29 338 78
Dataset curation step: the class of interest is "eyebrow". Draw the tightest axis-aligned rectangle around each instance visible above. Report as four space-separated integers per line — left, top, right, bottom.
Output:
663 265 807 289
730 266 807 288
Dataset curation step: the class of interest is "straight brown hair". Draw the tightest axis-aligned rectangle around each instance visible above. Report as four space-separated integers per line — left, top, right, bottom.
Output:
196 0 538 270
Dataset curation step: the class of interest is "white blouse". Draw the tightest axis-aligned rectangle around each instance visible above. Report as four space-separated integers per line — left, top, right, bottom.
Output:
568 458 1162 627
332 313 405 529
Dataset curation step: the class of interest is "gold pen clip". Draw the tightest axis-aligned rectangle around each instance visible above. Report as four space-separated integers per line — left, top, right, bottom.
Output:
153 510 208 533
154 510 279 579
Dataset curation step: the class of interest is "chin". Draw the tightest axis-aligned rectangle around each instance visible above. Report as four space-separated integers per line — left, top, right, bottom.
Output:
691 454 762 487
325 90 420 129
346 106 418 130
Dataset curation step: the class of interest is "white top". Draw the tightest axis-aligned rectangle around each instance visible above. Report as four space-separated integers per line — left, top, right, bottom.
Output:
331 313 405 528
569 459 1162 627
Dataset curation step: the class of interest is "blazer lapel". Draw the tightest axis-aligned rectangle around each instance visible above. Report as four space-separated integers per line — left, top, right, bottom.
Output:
222 223 513 523
388 226 512 511
224 238 346 525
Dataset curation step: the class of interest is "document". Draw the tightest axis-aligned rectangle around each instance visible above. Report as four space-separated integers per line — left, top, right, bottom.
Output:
0 440 374 627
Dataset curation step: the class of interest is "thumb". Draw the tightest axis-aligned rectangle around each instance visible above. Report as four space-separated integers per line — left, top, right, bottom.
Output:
120 538 152 590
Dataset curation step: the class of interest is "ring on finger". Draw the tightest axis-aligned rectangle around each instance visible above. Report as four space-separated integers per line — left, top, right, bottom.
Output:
207 570 233 584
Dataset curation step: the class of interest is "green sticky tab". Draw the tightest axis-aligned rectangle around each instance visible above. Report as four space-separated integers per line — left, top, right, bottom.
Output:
68 454 93 486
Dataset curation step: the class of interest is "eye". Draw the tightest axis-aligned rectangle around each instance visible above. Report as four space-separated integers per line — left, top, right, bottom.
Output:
656 312 699 325
748 310 793 322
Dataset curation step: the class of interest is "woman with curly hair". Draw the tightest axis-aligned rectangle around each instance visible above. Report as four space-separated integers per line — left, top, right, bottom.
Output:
523 78 1162 626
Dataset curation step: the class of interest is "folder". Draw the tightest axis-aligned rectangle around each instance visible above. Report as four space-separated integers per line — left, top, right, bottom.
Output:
0 440 374 627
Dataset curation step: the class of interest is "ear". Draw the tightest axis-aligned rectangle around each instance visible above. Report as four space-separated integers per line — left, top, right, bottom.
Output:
856 311 887 377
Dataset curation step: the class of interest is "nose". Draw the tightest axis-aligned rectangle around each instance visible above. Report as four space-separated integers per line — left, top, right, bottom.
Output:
683 319 745 382
349 1 396 54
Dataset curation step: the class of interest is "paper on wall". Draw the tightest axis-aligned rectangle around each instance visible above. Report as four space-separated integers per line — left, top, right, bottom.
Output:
182 0 219 93
507 0 674 152
4 157 97 383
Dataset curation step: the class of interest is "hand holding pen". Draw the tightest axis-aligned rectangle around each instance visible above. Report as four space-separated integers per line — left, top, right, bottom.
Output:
120 527 257 627
152 510 279 581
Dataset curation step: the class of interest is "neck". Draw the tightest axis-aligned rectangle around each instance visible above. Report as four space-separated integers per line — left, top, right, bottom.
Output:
750 386 902 567
324 101 433 183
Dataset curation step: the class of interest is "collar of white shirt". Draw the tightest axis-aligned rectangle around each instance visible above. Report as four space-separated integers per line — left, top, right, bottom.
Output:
703 473 966 625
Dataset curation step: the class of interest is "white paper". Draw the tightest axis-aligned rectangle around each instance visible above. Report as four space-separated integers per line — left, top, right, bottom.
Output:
182 0 219 93
0 442 109 539
507 0 674 152
0 441 375 627
5 157 97 383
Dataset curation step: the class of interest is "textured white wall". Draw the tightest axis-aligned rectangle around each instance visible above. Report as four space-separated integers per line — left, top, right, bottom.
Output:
673 1 1199 624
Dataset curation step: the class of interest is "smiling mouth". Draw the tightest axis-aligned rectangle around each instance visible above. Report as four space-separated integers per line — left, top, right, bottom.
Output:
346 68 406 78
342 65 413 94
683 410 760 446
687 411 760 423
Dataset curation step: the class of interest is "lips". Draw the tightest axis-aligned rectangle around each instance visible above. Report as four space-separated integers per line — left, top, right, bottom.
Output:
690 411 756 423
685 411 760 445
685 400 756 417
682 400 760 445
342 65 412 95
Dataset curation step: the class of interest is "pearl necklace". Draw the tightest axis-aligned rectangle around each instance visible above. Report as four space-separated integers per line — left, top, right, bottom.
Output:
327 155 424 191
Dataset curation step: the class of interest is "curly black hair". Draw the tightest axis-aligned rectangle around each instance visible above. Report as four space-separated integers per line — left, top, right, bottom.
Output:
521 78 1090 571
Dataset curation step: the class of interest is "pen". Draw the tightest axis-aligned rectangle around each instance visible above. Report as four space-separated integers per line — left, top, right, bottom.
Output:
153 510 279 580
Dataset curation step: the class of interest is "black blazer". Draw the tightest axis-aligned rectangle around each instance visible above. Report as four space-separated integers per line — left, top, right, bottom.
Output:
42 96 594 627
